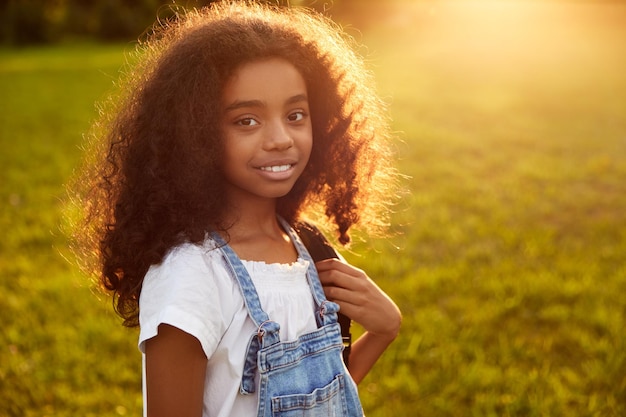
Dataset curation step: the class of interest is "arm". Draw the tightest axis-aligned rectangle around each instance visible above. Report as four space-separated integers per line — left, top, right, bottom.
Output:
144 324 208 417
315 258 401 384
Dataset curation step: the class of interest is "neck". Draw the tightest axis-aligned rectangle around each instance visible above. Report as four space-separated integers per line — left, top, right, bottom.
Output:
223 197 282 240
221 198 297 263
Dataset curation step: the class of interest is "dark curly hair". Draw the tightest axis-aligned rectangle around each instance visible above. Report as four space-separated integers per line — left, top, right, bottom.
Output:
70 0 398 327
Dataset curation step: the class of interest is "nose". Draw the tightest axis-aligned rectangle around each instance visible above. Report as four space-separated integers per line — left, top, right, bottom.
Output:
263 119 293 151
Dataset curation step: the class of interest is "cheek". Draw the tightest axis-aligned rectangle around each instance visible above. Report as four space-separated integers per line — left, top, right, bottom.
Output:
222 132 248 156
304 137 313 163
301 125 314 158
220 135 245 174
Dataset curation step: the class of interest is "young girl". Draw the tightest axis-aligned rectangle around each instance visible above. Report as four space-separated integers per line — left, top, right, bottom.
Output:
74 1 401 416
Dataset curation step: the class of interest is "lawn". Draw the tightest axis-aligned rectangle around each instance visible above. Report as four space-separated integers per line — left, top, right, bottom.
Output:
1 1 625 416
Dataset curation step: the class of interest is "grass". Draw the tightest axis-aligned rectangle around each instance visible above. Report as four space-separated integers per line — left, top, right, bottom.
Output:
1 1 625 416
347 2 626 416
0 43 143 416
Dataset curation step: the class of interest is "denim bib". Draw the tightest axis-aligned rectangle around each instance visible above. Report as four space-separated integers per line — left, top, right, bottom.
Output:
212 218 364 417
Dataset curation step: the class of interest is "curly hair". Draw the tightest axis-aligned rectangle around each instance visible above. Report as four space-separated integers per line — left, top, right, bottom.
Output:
70 0 398 327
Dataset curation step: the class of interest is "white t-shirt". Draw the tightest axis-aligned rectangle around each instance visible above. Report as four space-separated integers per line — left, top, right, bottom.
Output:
138 239 318 417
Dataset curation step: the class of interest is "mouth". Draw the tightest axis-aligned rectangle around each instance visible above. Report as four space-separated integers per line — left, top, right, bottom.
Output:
259 164 293 173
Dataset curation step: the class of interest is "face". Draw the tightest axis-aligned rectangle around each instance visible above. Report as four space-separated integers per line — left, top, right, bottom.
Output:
220 58 313 206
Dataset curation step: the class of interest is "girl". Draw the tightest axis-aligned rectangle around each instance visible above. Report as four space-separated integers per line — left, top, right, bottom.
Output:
73 1 401 416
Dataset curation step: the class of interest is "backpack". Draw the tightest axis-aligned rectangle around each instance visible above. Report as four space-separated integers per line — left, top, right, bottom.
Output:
295 222 352 367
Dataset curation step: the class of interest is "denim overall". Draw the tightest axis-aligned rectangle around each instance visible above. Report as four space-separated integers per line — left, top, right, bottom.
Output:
212 219 364 417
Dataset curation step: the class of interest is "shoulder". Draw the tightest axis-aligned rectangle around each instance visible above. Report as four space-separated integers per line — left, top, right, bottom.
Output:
158 238 221 271
142 239 225 291
138 238 238 357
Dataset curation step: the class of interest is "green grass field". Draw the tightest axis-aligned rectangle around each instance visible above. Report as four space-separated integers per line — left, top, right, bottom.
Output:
1 1 625 416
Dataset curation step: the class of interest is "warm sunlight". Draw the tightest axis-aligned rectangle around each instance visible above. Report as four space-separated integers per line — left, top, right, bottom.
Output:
403 0 620 70
365 0 625 139
2 1 625 415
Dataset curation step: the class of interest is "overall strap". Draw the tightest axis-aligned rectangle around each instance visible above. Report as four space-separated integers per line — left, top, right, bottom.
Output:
278 217 339 328
211 223 339 395
293 221 353 367
211 231 282 395
210 232 275 332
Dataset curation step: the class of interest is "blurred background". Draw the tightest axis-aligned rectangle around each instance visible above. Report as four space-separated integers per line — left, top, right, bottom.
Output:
0 0 377 45
1 0 625 416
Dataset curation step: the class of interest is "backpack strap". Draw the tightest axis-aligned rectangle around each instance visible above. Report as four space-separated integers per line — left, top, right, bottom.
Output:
294 221 352 368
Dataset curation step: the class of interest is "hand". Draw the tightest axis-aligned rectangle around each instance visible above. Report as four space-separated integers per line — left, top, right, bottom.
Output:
315 258 401 342
316 258 401 383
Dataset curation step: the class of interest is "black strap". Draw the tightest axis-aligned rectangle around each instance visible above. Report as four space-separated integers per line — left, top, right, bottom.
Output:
295 222 352 367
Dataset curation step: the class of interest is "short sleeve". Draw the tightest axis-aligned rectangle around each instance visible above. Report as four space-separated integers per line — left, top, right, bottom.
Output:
138 242 229 359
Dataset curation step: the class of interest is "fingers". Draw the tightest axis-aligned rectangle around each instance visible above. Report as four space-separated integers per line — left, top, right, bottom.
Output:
322 283 365 308
315 258 362 275
316 259 371 306
315 258 402 338
316 259 368 320
315 258 365 289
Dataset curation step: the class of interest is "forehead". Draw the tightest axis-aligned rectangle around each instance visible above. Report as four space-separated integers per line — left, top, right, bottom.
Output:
222 58 307 105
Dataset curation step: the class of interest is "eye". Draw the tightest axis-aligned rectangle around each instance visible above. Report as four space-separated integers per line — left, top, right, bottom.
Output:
287 111 307 122
236 117 259 127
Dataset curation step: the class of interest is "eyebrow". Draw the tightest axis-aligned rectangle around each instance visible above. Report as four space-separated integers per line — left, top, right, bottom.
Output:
286 94 309 106
224 94 308 113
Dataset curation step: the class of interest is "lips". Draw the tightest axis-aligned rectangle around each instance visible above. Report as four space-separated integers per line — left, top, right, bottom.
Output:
259 164 293 172
254 160 298 181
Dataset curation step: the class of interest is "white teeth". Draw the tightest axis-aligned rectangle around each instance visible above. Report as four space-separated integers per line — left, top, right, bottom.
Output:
260 164 291 172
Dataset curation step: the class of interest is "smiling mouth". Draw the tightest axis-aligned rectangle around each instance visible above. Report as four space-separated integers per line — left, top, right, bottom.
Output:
259 164 293 172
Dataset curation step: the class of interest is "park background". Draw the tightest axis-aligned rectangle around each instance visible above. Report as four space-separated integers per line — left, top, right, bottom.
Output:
1 0 625 416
